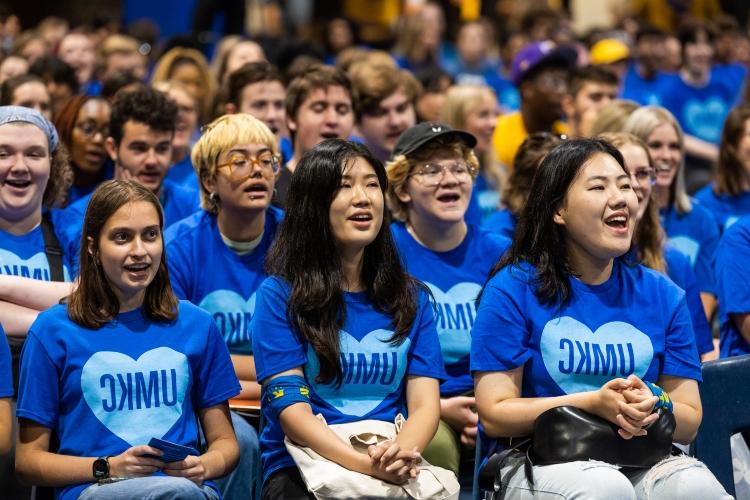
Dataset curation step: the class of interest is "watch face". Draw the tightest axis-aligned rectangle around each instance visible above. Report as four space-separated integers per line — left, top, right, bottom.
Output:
93 457 109 479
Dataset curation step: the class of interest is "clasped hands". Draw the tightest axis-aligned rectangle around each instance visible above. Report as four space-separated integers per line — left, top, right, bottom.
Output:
366 439 421 484
595 374 660 440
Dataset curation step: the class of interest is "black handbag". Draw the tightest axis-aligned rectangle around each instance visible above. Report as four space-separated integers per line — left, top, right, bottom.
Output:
530 405 676 469
479 406 676 499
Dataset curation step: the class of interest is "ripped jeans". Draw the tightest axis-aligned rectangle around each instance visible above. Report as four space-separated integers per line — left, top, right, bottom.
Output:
493 455 732 499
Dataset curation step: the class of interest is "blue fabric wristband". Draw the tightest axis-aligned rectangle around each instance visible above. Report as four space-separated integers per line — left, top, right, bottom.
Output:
644 381 673 413
263 375 311 419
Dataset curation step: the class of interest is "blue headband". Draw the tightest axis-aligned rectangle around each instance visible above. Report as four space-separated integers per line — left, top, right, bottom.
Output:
0 106 59 152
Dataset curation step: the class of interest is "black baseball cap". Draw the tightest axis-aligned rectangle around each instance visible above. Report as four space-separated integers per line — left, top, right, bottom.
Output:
392 122 477 159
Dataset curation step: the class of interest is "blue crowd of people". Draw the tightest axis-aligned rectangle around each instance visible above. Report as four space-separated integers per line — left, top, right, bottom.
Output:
1 2 750 499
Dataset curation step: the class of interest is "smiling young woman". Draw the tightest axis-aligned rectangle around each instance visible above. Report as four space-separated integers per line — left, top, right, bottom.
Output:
471 138 730 499
15 180 240 500
251 139 449 499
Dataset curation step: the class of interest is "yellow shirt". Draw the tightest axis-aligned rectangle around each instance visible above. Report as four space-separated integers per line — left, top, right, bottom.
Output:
492 112 569 171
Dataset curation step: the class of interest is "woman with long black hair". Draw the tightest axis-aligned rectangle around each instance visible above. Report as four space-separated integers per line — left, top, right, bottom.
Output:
471 138 729 498
251 139 446 499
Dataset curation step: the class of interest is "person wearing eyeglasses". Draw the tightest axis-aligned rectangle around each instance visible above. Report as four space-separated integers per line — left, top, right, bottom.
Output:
59 87 201 274
52 95 112 205
601 132 713 361
385 122 510 476
164 113 282 500
624 106 720 333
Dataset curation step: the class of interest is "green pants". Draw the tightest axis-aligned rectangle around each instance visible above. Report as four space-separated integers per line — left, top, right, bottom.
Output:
422 419 461 476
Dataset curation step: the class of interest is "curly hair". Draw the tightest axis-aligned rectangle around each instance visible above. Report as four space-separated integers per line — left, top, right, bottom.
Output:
45 141 73 209
109 86 177 146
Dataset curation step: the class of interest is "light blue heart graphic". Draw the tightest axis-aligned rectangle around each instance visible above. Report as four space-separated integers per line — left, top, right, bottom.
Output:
0 249 70 281
683 97 728 143
81 347 189 446
668 236 699 266
199 290 256 346
540 317 654 394
425 282 481 365
306 329 411 417
726 216 740 230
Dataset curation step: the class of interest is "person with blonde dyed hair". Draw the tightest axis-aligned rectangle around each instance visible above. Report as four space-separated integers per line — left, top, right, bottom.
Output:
624 105 720 320
165 113 281 499
440 84 505 225
601 131 714 359
386 122 509 477
151 47 215 122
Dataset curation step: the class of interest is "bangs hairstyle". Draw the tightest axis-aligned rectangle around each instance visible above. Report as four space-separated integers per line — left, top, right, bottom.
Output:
717 105 750 196
67 180 178 328
266 139 423 386
192 113 278 214
599 132 665 273
623 106 692 214
485 138 628 306
385 135 479 222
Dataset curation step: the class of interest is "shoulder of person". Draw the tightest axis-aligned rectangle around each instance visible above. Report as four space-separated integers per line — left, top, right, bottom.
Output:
623 261 685 301
471 224 511 255
164 210 211 244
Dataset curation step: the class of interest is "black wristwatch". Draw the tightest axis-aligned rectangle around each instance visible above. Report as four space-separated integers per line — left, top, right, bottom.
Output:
92 456 110 480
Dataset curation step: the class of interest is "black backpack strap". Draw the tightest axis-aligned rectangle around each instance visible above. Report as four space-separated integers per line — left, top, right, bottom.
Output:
40 212 65 282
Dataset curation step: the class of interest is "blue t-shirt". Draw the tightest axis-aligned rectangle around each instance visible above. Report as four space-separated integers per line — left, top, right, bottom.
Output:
165 155 200 192
165 208 283 354
0 224 73 282
67 161 114 205
694 184 750 234
660 75 735 144
711 63 746 105
621 64 676 106
447 62 519 113
251 276 445 483
16 301 240 500
391 222 509 396
715 215 750 357
482 208 517 240
660 202 720 294
471 259 701 397
465 173 501 226
664 246 714 356
60 179 201 274
0 324 13 398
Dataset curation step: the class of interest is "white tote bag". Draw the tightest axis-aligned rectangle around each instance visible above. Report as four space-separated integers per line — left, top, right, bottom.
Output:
284 414 460 499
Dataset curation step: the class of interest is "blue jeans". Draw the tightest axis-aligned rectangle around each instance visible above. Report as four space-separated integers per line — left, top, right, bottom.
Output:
78 476 219 499
495 455 732 499
213 410 260 500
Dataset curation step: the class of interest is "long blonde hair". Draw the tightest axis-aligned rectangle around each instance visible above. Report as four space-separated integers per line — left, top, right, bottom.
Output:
624 106 692 215
599 132 666 273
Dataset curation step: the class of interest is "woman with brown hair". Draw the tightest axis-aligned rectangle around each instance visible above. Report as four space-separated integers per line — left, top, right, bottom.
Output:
52 95 112 204
15 179 240 500
696 104 750 233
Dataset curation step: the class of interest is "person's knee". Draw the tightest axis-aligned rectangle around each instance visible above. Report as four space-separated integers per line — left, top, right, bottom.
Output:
154 477 206 499
422 420 460 475
642 455 732 499
517 461 635 500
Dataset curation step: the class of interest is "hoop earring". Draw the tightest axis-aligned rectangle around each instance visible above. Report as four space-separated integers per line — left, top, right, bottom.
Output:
209 192 218 202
